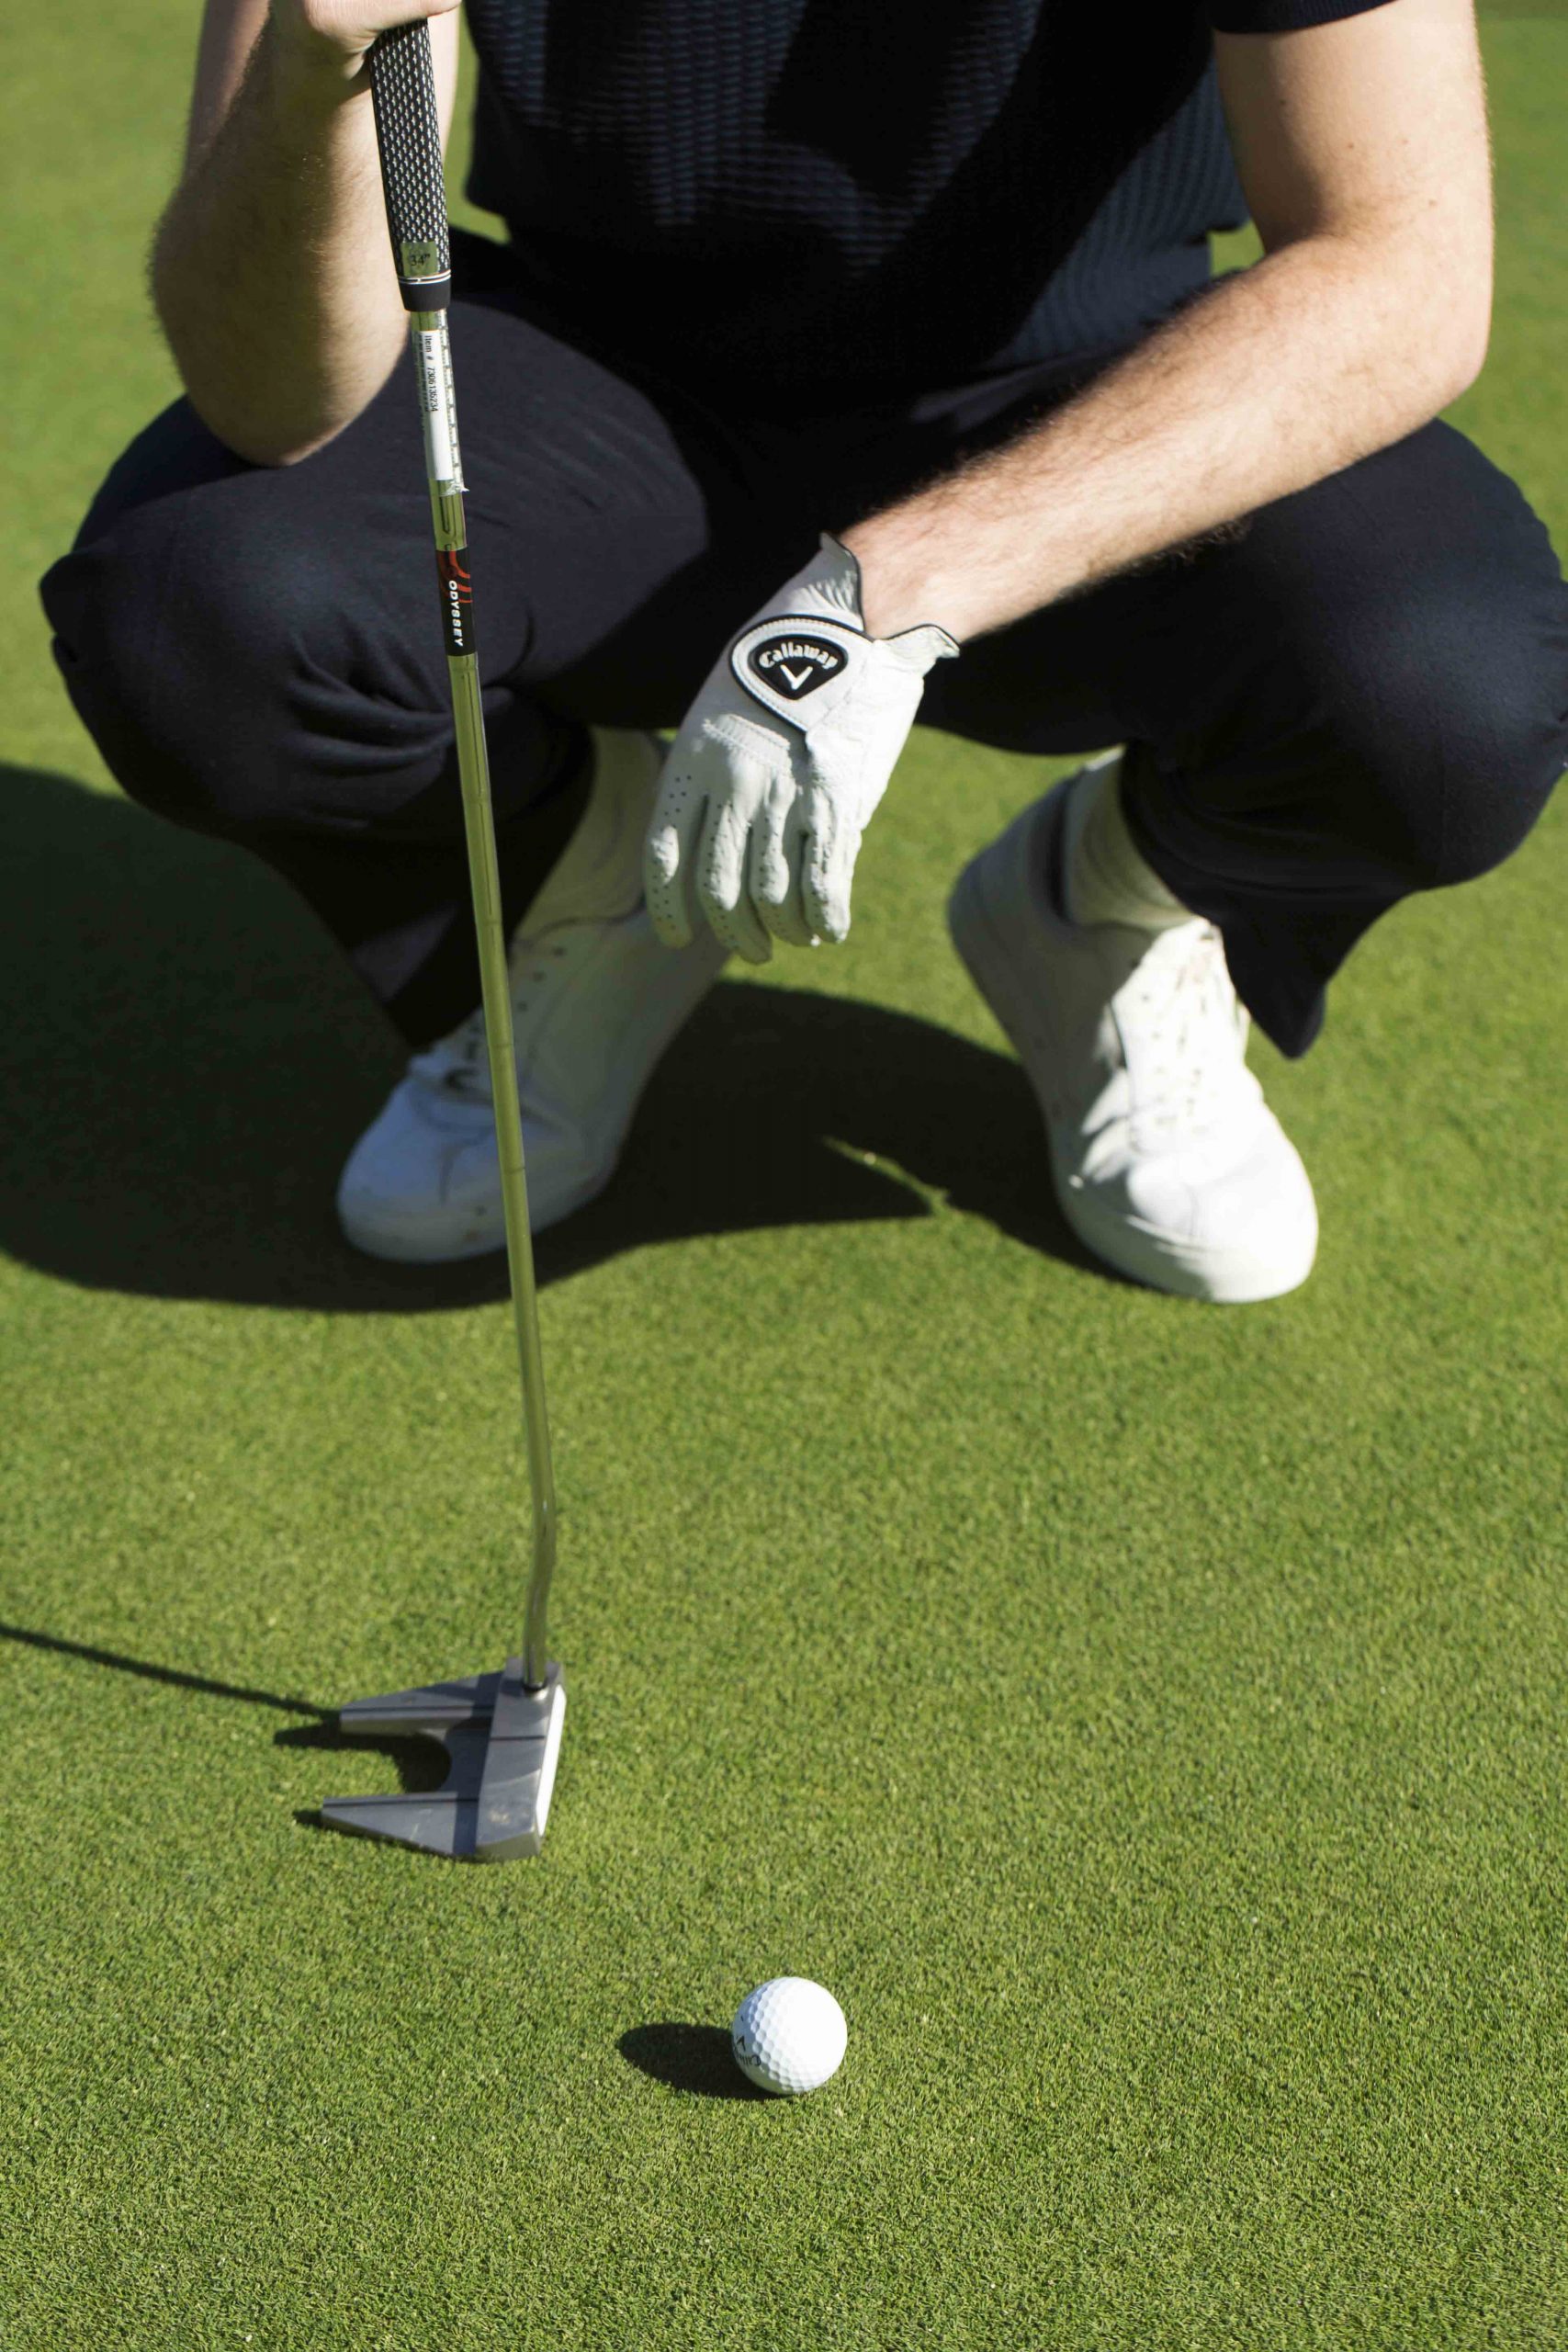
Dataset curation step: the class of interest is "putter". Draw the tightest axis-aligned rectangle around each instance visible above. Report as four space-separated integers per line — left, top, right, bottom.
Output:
320 17 564 1860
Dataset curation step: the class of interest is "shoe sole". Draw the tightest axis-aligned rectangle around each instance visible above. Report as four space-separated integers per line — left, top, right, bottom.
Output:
947 806 1317 1305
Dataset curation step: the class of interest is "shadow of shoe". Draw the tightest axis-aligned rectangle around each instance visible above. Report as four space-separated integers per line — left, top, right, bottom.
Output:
0 763 1103 1309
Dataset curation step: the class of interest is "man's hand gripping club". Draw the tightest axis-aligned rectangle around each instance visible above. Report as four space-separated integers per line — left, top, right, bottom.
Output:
644 535 959 964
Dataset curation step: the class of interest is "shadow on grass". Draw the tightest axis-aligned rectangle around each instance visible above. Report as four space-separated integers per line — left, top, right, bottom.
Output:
0 1618 331 1716
0 764 1100 1310
274 1717 457 1829
619 2023 770 2100
0 1617 451 1811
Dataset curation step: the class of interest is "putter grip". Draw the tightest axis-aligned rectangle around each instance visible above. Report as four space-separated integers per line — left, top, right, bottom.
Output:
368 21 451 311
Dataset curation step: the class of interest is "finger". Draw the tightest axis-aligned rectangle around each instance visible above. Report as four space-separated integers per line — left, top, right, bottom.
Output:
801 776 859 944
696 780 774 967
750 769 818 949
644 749 706 949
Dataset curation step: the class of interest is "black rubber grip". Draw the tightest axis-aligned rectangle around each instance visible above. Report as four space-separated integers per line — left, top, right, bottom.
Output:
368 22 452 311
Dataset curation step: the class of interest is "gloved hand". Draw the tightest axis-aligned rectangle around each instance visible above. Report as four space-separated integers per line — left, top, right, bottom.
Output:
644 533 959 964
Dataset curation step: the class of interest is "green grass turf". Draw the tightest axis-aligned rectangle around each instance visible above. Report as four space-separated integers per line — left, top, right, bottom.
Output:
4 9 1566 2346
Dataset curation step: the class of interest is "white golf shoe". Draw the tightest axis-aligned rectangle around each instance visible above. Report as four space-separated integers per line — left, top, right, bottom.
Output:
947 751 1318 1302
337 727 728 1262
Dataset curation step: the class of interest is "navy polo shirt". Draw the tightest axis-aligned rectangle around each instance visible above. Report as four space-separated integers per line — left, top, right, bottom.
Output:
461 0 1397 411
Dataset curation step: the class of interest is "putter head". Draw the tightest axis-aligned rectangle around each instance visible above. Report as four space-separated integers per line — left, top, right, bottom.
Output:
320 1658 564 1860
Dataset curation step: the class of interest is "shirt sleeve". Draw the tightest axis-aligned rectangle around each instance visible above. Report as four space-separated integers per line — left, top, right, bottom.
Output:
1207 0 1401 32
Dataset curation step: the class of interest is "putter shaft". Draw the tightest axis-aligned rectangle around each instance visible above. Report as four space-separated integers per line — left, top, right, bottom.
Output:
369 25 557 1690
431 413 558 1690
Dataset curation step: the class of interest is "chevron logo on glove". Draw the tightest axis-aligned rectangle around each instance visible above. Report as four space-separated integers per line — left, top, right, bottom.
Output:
732 615 863 726
745 630 847 698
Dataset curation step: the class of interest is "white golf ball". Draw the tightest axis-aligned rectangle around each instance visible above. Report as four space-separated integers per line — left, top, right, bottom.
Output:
730 1976 847 2096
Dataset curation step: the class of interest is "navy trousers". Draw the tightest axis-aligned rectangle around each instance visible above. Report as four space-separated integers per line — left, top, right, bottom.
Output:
38 229 1568 1058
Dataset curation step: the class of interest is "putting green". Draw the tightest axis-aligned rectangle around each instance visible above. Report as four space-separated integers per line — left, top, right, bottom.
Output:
4 10 1564 2346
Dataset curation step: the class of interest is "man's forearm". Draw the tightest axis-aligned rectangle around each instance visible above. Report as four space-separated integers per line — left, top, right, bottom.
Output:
149 14 408 469
841 234 1489 643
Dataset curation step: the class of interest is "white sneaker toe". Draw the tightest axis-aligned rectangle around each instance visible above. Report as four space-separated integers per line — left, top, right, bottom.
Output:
336 1077 610 1263
1068 1110 1318 1302
949 756 1319 1305
336 727 727 1265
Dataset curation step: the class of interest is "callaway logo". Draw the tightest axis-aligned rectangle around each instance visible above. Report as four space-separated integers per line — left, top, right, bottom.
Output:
744 631 848 701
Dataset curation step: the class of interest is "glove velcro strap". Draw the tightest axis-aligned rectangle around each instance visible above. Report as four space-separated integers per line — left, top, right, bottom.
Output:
729 613 868 731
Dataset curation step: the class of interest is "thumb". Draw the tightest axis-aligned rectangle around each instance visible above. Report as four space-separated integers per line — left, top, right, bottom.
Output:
285 2 463 66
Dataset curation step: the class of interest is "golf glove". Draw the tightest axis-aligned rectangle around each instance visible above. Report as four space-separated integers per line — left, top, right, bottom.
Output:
645 534 959 964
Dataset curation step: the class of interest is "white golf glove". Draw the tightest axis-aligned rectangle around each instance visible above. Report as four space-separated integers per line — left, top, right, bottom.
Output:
645 534 959 964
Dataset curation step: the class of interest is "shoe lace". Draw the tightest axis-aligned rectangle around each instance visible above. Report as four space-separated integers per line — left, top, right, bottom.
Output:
415 933 573 1104
1130 922 1250 1135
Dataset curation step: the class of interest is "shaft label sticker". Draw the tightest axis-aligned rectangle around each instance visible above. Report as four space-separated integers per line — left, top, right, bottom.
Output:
437 548 475 659
414 328 458 486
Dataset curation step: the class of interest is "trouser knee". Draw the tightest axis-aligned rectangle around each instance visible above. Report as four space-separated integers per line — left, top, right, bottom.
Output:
39 503 309 836
1298 580 1566 896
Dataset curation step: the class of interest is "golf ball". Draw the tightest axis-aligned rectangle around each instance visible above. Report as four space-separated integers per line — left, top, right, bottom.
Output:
730 1976 847 2096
